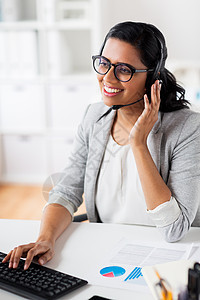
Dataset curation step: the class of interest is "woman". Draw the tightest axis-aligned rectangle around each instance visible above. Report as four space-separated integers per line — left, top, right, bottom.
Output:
3 21 200 270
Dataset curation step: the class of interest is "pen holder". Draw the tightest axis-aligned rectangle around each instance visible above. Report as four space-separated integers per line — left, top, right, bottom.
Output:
178 262 200 300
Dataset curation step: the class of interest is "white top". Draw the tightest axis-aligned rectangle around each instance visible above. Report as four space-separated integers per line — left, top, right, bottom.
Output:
95 135 181 227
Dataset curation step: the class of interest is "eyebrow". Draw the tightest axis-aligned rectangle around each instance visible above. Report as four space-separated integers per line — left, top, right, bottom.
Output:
102 56 137 69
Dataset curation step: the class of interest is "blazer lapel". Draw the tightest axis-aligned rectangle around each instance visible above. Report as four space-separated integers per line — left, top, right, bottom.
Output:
147 112 163 172
85 109 116 221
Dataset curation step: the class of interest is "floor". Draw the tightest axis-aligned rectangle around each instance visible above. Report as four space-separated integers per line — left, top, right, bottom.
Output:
0 184 86 220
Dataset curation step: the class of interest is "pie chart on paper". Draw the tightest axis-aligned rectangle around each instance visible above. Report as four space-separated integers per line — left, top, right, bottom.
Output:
100 266 126 278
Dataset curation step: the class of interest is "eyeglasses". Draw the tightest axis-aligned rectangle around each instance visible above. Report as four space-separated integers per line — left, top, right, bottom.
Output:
92 55 154 82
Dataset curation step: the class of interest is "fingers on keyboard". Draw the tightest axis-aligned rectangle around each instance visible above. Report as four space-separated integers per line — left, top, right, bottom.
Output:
2 243 54 270
2 250 12 263
24 243 54 270
9 248 18 268
13 245 31 268
24 246 45 270
3 243 35 269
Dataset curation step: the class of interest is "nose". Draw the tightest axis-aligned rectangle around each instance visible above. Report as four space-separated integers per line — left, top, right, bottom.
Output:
103 65 118 83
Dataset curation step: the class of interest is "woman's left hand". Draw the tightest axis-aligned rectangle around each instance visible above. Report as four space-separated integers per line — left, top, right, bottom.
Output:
129 79 161 147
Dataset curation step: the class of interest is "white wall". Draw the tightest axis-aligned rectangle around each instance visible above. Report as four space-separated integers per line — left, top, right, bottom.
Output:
100 0 200 61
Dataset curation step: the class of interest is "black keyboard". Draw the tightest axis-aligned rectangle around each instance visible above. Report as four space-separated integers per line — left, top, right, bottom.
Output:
0 251 88 299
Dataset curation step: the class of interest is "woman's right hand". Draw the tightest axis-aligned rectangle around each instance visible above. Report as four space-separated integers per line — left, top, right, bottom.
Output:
2 240 55 270
2 204 72 270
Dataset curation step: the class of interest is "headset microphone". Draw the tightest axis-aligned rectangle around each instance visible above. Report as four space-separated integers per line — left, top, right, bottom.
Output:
97 96 144 121
111 96 144 110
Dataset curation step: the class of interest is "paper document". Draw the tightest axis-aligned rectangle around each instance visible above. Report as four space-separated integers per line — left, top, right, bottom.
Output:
188 243 200 261
88 238 193 292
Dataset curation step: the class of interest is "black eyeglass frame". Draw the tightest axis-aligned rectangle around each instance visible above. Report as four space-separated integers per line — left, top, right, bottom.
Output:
92 55 154 82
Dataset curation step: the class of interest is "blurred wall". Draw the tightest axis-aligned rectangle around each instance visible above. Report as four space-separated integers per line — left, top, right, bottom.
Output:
100 0 200 61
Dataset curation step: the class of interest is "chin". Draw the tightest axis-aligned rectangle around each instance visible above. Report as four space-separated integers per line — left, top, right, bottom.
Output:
102 95 119 107
102 98 115 108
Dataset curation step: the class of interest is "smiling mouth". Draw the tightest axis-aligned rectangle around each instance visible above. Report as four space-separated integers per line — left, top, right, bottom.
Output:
103 84 123 95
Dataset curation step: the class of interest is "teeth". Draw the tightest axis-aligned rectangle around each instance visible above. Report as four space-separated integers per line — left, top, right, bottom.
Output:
104 86 121 93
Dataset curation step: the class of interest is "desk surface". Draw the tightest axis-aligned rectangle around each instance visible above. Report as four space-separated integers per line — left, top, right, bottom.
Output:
1 219 200 300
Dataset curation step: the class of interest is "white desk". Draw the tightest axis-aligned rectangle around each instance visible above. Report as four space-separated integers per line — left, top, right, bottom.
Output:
1 219 200 300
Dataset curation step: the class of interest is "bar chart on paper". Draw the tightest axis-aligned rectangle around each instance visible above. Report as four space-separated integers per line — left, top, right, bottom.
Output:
124 267 143 281
124 267 146 286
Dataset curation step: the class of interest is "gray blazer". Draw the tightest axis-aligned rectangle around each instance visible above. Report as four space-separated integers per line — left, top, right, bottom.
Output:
49 102 200 242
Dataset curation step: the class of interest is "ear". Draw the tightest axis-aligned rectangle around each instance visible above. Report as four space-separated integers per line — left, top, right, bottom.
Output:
154 72 160 82
155 72 161 81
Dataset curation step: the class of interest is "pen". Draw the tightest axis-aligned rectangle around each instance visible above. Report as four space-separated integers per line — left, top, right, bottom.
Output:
154 269 173 300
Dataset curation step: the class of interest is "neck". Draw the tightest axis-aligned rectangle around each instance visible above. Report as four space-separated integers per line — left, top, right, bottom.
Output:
115 110 140 133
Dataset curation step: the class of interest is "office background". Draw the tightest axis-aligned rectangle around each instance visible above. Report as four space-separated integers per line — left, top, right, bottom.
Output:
0 0 199 219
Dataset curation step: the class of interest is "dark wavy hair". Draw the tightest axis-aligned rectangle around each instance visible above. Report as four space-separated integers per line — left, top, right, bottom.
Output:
100 21 190 112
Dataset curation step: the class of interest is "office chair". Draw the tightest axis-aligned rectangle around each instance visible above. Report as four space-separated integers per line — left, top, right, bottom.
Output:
73 213 88 222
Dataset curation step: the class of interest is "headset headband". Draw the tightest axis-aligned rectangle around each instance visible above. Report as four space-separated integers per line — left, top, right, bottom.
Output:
144 26 165 80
